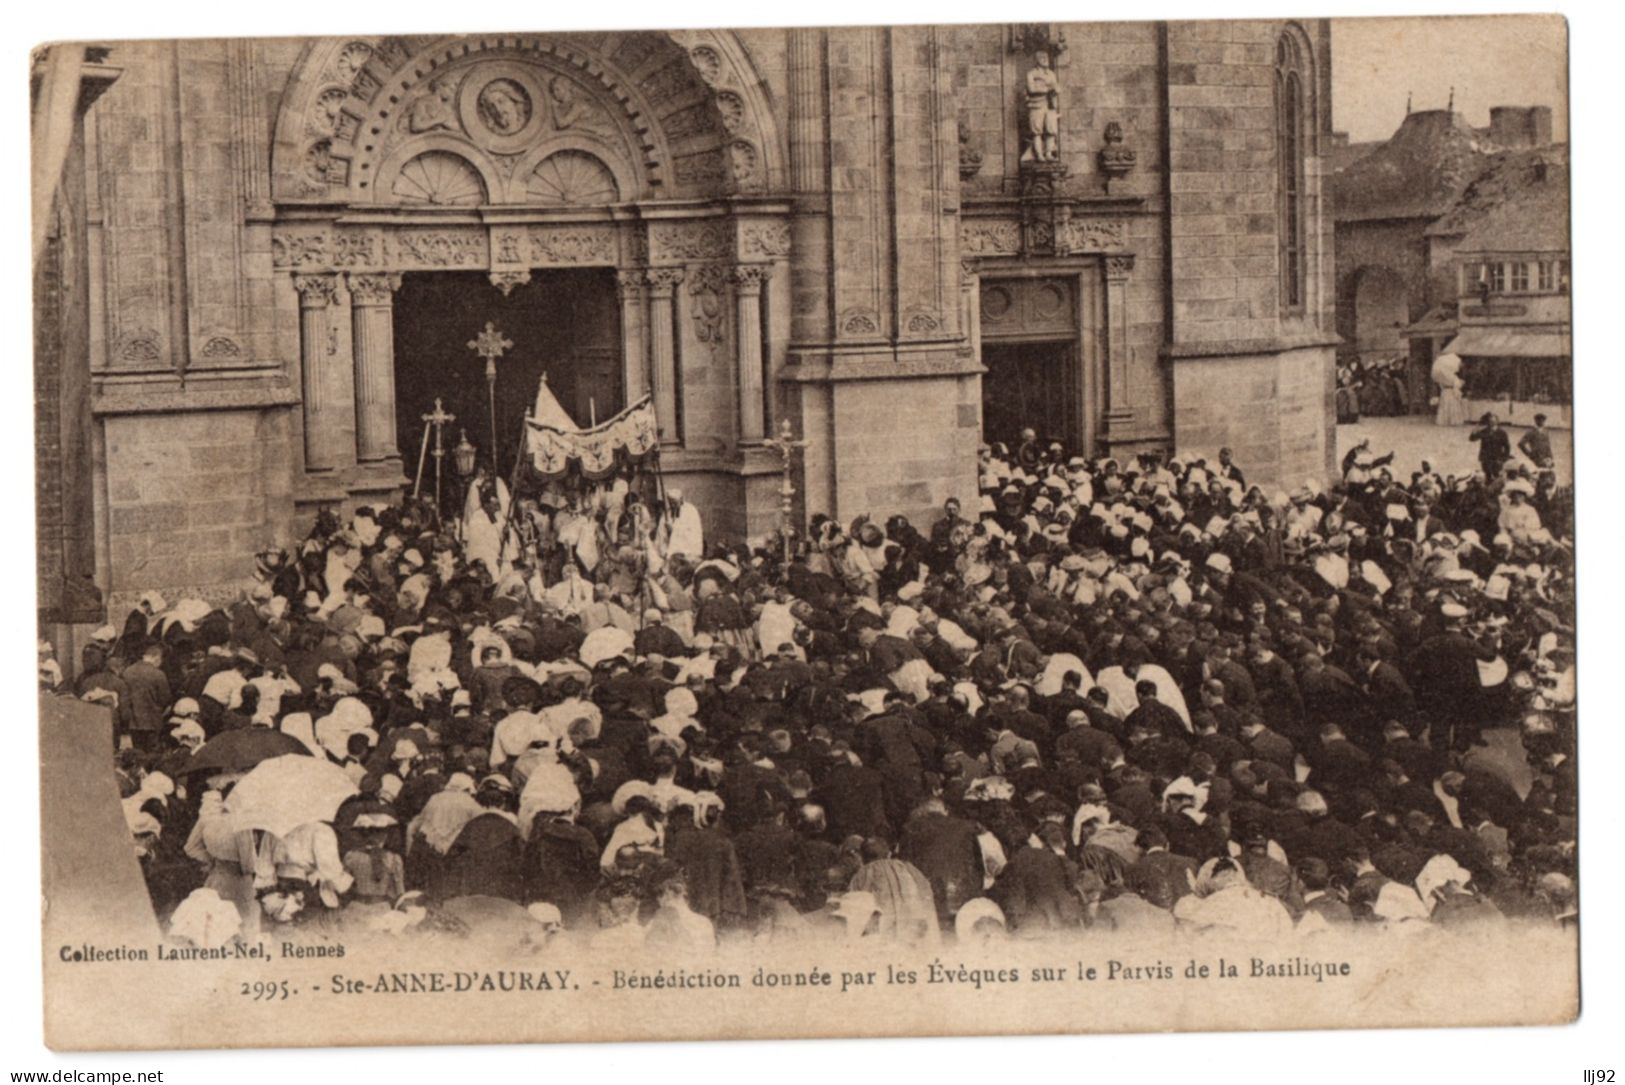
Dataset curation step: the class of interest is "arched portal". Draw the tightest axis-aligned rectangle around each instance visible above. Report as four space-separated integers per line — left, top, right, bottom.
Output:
267 32 793 522
271 30 786 203
1351 265 1408 365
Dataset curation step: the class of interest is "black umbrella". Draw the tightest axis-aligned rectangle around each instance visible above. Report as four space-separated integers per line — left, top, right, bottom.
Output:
184 728 310 775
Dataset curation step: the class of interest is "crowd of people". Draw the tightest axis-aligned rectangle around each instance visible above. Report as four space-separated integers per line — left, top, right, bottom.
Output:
42 422 1577 951
1336 357 1411 424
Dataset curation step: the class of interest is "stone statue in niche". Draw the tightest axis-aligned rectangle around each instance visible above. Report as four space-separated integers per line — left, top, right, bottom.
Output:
958 117 983 181
476 79 531 135
406 74 459 134
1022 48 1060 163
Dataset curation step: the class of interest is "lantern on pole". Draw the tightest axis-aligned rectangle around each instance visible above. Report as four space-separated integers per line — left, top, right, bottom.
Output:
452 429 477 479
451 428 478 533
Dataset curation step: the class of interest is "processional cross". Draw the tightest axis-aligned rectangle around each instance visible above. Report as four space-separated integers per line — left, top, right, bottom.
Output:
762 418 808 569
467 321 513 470
414 397 456 509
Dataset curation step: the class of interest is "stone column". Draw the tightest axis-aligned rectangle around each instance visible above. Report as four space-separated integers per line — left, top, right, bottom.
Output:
645 267 684 444
294 273 339 471
347 272 402 464
787 27 831 344
1103 254 1136 436
961 260 982 362
731 264 772 443
616 269 649 405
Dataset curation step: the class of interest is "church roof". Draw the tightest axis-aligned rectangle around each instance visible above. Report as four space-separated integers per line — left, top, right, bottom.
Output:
1427 145 1570 255
1332 110 1493 223
1327 137 1383 177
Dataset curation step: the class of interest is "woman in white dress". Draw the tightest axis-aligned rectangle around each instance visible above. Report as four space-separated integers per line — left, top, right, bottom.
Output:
1432 352 1467 426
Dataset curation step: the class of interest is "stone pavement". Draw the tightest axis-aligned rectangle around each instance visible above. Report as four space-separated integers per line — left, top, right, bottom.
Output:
1335 416 1573 485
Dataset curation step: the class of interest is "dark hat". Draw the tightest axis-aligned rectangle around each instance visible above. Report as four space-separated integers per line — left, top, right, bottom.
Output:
500 675 546 708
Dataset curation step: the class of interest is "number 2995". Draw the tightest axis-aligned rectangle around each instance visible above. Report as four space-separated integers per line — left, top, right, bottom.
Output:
240 979 291 1001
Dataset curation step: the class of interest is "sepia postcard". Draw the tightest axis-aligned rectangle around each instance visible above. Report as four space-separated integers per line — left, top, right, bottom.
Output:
32 12 1576 1051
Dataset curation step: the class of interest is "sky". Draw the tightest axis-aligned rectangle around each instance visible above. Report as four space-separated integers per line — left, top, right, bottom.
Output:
1331 15 1569 144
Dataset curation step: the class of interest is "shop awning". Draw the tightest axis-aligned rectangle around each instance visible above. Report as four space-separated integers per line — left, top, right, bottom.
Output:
1442 327 1571 359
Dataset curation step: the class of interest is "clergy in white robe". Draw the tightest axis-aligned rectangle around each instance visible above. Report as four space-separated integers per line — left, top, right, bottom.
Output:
462 475 511 579
667 490 705 561
757 599 798 657
543 564 596 616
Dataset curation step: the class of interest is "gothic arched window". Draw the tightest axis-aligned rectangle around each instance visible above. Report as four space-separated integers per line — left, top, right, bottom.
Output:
1275 31 1310 313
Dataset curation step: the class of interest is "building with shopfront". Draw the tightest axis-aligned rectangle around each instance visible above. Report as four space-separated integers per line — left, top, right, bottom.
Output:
35 21 1338 623
1332 103 1566 415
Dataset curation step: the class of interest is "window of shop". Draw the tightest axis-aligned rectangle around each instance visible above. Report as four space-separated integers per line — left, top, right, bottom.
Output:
1462 356 1573 405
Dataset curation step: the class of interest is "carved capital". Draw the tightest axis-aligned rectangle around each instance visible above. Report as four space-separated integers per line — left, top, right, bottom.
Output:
616 268 648 301
347 272 402 306
644 267 687 296
293 274 339 308
729 263 772 295
488 269 532 297
1104 254 1136 282
960 259 980 288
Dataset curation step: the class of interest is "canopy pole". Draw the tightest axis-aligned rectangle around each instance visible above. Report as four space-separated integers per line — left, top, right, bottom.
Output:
496 407 531 570
411 417 432 500
650 444 670 521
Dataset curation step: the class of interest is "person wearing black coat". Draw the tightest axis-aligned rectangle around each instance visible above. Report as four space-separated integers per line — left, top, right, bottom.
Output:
1248 644 1304 735
521 814 601 927
1360 647 1416 731
435 800 525 902
815 751 891 841
634 619 688 658
1468 414 1513 480
898 799 985 921
1124 680 1187 741
1410 609 1498 747
1124 828 1199 908
992 823 1084 932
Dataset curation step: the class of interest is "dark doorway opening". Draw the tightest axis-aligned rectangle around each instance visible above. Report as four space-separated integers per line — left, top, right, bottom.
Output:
981 340 1080 452
393 269 622 482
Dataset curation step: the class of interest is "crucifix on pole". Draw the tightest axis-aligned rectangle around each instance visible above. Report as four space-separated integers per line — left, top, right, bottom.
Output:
467 321 513 474
762 418 807 571
414 397 456 511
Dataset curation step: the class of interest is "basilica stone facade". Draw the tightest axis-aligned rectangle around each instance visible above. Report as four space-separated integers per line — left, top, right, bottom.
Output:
41 21 1337 614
